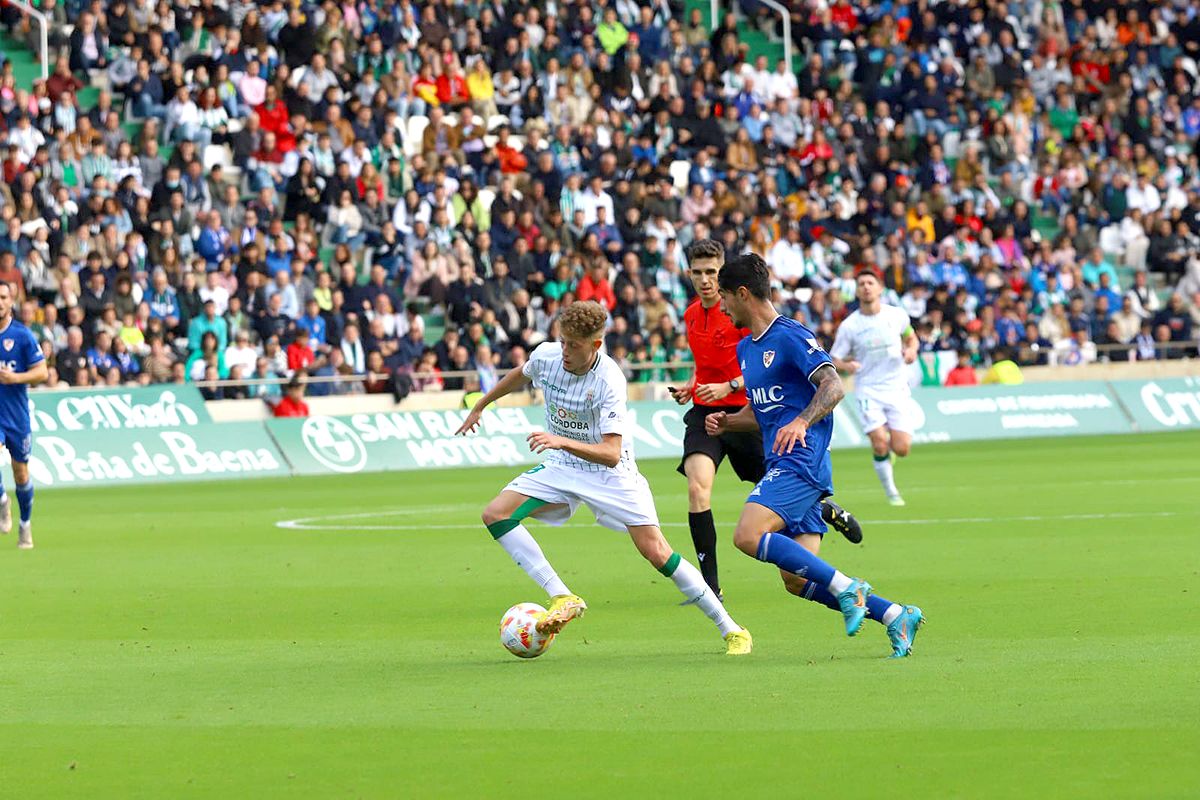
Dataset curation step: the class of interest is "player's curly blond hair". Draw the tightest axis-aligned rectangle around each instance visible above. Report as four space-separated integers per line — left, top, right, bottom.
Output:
558 301 609 341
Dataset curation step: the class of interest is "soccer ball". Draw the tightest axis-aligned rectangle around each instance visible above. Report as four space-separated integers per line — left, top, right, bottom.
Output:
499 602 555 659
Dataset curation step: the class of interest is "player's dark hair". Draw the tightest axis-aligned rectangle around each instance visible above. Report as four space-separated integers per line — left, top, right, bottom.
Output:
718 253 771 300
685 238 724 264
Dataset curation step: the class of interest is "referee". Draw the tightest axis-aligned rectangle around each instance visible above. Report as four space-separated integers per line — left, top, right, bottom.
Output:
671 240 862 598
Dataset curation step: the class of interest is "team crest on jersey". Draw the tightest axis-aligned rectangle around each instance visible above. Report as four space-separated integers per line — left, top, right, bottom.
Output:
2 340 11 352
762 350 775 368
586 390 594 403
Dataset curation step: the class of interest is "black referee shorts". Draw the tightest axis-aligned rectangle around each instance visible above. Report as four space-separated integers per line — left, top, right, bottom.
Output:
676 404 766 484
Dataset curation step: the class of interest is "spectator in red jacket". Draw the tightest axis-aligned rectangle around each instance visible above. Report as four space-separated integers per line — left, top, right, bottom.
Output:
286 327 318 374
495 127 528 175
944 351 979 386
576 262 617 312
273 377 310 417
436 64 470 111
254 84 296 152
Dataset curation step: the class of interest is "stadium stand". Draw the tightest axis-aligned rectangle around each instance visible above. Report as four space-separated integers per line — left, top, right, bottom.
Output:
0 0 1198 398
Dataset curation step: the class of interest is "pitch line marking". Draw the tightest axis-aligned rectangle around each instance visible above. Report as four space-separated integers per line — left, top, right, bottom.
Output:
275 510 1182 532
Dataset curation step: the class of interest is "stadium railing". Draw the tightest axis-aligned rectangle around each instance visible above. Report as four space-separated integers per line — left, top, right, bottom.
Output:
5 0 49 80
755 0 794 75
178 341 1197 394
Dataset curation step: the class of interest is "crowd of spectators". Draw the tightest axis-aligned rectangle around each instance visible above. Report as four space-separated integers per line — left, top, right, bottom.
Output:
3 0 1200 399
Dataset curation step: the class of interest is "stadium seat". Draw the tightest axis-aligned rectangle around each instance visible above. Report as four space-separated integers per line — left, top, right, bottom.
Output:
942 130 962 160
1098 225 1123 255
487 114 510 131
1018 176 1035 204
203 144 232 171
405 115 429 158
669 160 690 191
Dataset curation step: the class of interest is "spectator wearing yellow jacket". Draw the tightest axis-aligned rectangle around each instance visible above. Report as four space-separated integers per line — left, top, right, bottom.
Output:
597 8 629 56
466 59 498 120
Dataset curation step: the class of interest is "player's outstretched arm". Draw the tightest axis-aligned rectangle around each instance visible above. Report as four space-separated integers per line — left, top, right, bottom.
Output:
772 365 845 455
454 366 530 435
705 405 758 435
527 431 622 469
0 360 48 386
829 326 859 373
799 364 844 426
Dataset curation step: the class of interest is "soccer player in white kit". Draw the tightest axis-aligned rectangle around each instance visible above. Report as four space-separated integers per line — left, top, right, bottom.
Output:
829 272 923 506
455 301 753 655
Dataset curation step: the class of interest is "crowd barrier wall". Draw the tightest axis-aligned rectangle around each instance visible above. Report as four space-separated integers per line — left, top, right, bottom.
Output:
3 379 1197 487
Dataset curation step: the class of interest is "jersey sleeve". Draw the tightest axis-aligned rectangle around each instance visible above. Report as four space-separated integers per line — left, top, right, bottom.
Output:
522 342 553 384
597 364 628 436
828 317 852 360
22 329 44 367
794 327 834 385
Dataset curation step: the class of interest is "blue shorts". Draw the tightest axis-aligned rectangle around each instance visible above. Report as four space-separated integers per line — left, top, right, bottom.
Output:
746 466 829 537
2 426 32 464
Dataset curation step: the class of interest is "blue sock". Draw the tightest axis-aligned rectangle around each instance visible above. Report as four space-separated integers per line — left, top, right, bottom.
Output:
756 533 836 587
865 593 896 624
15 481 33 524
799 579 840 611
801 581 897 626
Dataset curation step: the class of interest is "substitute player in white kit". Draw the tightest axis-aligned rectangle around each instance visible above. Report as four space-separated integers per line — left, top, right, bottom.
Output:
830 272 923 506
455 301 753 655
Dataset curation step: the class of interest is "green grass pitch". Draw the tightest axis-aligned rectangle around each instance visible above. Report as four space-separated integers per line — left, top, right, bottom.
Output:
1 432 1198 798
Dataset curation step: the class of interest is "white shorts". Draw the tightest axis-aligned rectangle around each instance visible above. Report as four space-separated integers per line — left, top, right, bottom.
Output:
856 393 925 435
503 462 660 532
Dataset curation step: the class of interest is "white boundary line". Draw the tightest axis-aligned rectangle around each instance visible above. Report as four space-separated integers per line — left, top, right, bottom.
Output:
276 510 1183 532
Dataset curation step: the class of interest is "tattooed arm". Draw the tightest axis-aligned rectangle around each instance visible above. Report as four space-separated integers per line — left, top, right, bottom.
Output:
771 364 845 455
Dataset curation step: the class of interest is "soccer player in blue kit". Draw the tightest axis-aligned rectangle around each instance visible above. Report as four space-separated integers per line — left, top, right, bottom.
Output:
704 255 924 657
0 282 48 549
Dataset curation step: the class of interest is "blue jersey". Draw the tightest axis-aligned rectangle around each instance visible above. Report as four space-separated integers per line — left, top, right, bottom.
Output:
737 316 835 492
0 319 45 435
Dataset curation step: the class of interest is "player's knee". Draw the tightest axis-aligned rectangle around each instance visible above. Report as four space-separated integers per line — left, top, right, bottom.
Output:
686 479 712 511
891 440 911 457
733 526 761 556
481 501 507 527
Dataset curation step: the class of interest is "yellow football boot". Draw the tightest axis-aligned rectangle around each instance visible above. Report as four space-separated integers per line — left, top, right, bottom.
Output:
537 594 587 635
724 628 753 655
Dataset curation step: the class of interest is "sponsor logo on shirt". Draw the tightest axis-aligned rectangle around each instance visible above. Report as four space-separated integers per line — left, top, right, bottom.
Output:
749 385 785 412
806 337 823 354
547 402 590 430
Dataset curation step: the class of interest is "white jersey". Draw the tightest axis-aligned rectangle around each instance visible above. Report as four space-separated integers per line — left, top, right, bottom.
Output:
830 304 913 400
522 342 636 474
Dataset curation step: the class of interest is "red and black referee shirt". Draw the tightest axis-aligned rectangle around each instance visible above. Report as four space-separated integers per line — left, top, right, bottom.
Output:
683 298 749 408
